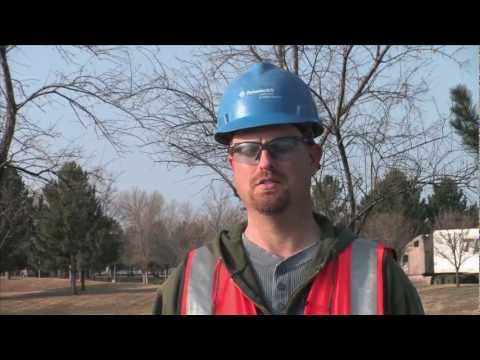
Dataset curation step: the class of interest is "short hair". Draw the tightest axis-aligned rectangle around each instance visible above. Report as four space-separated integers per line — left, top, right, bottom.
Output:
293 124 315 144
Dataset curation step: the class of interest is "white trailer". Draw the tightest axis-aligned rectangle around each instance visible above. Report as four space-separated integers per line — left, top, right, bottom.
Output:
401 228 479 284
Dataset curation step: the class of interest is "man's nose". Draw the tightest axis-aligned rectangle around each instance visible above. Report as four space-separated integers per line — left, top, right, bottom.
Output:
257 149 275 170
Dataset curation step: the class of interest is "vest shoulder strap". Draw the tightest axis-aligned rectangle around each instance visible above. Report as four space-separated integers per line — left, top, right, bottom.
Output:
305 238 390 315
181 246 218 315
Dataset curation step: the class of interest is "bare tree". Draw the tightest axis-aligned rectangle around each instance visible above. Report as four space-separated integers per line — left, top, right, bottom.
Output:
151 200 204 268
153 184 245 265
162 201 211 263
0 45 161 185
434 210 477 287
361 211 418 257
202 183 245 237
116 188 174 284
135 45 473 234
89 166 121 219
151 195 239 266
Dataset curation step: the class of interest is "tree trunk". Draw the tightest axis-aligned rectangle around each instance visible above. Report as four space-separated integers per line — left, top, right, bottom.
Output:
111 264 117 283
0 46 18 183
335 129 356 232
70 259 78 295
6 271 11 280
70 270 77 294
455 270 460 287
38 269 41 278
293 45 299 75
80 269 86 291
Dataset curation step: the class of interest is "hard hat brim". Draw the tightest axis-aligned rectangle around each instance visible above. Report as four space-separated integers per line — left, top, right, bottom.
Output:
214 113 324 145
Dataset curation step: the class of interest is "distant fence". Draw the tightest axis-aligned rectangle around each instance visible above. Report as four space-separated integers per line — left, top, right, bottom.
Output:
430 273 479 285
2 269 174 284
92 273 170 283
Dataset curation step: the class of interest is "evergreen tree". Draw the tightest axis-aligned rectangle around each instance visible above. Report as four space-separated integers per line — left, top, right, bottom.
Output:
426 176 469 226
0 167 34 277
360 168 428 233
37 162 98 294
449 85 479 156
83 213 123 280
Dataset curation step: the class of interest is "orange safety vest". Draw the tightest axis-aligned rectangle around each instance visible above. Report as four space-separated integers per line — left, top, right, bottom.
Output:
180 239 393 315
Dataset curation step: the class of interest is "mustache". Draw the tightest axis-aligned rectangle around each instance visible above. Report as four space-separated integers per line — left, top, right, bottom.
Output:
251 170 285 186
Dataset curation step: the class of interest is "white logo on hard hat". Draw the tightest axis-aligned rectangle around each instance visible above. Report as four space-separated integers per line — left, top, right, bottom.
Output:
239 88 280 99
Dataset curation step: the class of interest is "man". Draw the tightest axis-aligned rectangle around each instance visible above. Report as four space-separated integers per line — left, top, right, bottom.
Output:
152 63 424 315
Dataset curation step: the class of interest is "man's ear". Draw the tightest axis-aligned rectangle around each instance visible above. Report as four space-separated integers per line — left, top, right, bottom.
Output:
310 144 322 163
228 154 234 169
310 144 322 174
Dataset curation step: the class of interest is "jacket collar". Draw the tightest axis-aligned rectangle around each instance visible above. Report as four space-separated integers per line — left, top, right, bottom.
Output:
212 212 357 276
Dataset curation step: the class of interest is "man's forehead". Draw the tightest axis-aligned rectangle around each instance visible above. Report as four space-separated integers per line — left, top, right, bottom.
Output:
231 124 301 142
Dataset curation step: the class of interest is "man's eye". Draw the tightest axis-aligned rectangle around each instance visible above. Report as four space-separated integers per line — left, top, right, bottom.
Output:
236 144 259 157
269 140 296 153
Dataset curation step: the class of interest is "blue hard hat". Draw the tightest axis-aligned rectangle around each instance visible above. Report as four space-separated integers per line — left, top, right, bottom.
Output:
215 63 323 145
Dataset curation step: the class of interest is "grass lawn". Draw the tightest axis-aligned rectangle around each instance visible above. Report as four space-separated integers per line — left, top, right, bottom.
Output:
1 277 478 315
415 283 479 315
0 277 159 315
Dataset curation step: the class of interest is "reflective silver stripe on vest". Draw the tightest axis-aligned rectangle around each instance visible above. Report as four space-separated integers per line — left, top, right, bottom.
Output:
186 246 217 315
351 238 378 314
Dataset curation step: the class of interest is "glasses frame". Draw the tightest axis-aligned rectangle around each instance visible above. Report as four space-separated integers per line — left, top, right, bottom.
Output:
228 136 314 164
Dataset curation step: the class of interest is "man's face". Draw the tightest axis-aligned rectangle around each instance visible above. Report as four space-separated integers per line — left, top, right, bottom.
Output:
228 125 322 215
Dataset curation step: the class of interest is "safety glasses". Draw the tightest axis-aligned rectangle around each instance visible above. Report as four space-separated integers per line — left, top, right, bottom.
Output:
228 136 313 165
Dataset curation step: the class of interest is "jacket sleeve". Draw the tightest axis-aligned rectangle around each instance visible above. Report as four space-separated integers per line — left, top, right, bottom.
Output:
383 253 425 315
152 260 187 315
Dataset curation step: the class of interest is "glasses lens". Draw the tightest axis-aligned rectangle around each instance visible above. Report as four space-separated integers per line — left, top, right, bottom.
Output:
267 137 300 159
230 137 305 164
231 143 261 163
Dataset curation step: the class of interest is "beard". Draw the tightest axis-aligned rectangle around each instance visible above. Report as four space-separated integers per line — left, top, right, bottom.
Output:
247 170 291 215
250 189 290 215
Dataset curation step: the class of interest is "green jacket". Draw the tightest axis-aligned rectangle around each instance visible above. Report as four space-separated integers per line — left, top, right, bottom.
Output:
152 213 424 315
